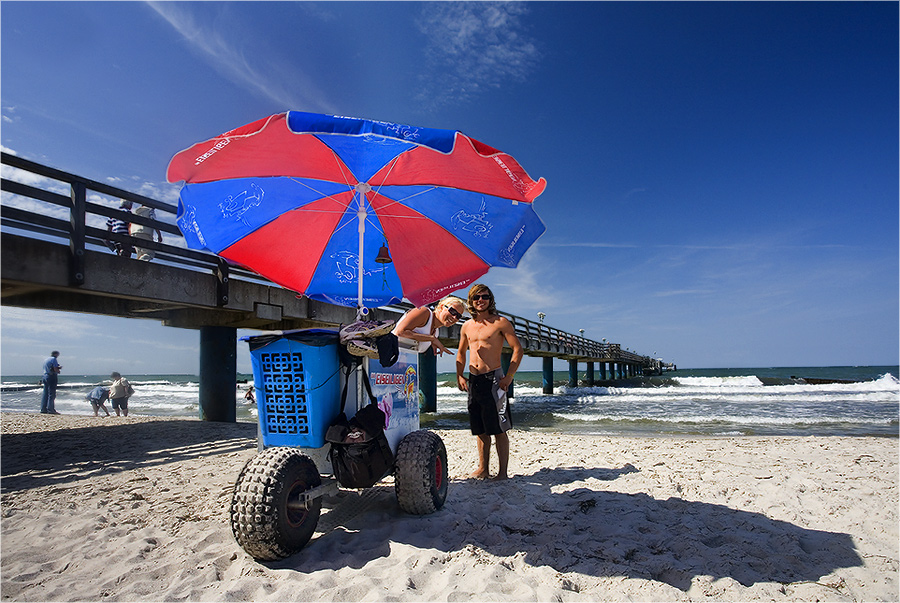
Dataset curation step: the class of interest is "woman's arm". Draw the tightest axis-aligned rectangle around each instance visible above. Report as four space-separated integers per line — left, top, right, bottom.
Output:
395 306 451 356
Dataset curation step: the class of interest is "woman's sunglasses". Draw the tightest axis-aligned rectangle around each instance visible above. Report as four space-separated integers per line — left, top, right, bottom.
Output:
472 294 492 301
447 307 463 320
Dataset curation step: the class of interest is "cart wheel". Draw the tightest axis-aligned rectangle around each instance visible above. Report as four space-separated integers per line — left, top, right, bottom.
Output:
394 430 448 515
230 447 322 561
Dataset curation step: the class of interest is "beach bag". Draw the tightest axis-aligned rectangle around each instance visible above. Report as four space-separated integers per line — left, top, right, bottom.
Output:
126 383 135 397
326 348 394 489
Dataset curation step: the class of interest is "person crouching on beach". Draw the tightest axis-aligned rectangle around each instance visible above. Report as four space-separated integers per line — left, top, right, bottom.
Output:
393 296 467 356
109 372 132 417
87 385 111 417
455 284 522 480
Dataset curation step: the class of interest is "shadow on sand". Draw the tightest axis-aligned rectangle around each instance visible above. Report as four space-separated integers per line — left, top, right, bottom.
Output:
0 419 864 591
0 418 257 492
277 464 862 591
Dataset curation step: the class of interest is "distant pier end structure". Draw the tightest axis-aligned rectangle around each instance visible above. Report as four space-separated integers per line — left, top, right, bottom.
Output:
1 153 674 419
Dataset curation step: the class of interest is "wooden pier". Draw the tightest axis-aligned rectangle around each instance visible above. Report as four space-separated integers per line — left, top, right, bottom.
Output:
1 152 674 417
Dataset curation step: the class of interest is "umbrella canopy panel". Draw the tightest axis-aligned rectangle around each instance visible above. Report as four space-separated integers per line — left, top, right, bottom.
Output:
168 112 546 309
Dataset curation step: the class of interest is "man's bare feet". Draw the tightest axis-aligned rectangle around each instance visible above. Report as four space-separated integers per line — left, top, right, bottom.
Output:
469 470 490 480
493 473 509 481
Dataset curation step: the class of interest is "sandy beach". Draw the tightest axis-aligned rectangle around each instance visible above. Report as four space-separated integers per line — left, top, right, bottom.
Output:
1 412 896 602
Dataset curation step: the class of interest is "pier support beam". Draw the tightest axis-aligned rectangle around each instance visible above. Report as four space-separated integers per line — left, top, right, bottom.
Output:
600 362 607 381
501 351 514 398
418 350 437 412
542 357 554 394
199 326 236 422
587 362 594 386
568 360 578 387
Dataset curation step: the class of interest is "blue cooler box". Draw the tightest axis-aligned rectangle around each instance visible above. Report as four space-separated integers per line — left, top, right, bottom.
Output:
244 329 341 448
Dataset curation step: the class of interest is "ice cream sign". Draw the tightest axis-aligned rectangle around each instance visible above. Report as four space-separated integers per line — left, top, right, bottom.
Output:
371 364 418 404
369 352 419 449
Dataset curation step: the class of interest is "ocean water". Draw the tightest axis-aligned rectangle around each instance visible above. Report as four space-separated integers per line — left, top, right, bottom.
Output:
2 366 897 438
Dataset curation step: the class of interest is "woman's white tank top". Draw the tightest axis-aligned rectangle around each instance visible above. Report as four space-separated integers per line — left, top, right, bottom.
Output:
394 309 434 352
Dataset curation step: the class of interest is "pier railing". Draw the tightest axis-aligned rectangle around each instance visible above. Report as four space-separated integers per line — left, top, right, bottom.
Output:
1 152 668 371
1 152 276 303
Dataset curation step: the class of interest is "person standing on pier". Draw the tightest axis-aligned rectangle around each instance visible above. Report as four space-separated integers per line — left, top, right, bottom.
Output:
130 204 163 261
39 350 62 415
456 284 523 480
105 200 133 258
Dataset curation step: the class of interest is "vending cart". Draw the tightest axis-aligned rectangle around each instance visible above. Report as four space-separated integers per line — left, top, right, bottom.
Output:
230 328 448 561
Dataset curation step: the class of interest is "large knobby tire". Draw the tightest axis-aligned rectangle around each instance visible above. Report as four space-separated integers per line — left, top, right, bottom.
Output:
394 430 448 515
230 447 322 561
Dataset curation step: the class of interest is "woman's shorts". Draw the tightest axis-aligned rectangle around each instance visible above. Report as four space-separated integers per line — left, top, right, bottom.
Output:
111 397 128 410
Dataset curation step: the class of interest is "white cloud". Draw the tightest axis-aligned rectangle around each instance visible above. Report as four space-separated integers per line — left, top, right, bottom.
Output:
540 241 639 249
1 307 106 339
652 289 715 298
416 2 539 107
1 308 202 375
147 2 336 113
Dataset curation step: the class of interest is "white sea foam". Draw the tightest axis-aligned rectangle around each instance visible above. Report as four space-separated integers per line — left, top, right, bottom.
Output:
3 369 897 436
672 375 765 387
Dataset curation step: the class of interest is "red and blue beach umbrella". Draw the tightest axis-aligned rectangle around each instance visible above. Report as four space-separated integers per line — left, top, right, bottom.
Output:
167 111 546 310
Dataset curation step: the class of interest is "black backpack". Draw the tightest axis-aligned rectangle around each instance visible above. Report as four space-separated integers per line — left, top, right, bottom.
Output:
325 346 395 489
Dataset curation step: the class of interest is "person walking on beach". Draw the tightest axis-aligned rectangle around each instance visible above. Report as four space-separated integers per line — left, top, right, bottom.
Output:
86 385 111 417
456 284 522 480
393 296 467 356
109 372 133 416
40 351 62 415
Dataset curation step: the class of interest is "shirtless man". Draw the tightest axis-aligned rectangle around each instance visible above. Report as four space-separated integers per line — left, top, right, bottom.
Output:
456 283 523 480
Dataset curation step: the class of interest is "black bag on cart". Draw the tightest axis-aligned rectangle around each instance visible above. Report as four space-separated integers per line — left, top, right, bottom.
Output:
326 348 394 489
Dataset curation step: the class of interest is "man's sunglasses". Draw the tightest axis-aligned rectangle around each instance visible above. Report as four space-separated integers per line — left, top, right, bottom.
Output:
447 307 463 320
472 294 492 301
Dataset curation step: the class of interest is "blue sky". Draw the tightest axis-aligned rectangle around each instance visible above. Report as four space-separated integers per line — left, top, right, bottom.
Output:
1 1 897 377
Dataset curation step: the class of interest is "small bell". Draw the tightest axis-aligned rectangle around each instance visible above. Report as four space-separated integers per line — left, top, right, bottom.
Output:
374 244 392 264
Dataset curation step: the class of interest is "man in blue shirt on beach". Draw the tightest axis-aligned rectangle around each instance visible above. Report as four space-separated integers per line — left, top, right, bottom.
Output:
40 351 62 415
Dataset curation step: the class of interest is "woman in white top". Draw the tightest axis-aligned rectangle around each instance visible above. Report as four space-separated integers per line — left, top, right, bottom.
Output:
393 296 467 356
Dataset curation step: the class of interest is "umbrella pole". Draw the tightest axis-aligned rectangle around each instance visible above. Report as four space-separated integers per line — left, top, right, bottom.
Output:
355 184 371 321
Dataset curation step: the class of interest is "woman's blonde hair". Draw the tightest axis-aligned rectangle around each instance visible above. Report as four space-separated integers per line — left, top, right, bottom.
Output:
436 295 466 313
